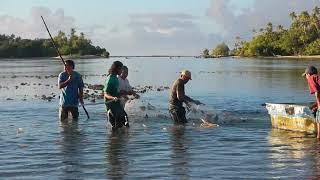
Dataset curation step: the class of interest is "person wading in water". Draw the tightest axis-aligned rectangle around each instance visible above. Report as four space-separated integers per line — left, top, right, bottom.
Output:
58 60 84 121
104 61 129 130
303 65 320 139
169 70 202 124
118 65 140 108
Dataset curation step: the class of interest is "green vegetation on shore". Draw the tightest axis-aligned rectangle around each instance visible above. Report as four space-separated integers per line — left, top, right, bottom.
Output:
0 28 109 58
235 6 320 57
202 43 230 58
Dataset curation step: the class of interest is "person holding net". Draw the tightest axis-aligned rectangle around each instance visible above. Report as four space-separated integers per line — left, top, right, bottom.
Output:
169 70 202 124
118 65 140 108
103 61 129 130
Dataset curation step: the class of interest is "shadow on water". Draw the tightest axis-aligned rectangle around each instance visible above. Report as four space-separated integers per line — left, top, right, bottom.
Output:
170 126 190 179
105 129 129 180
59 121 85 179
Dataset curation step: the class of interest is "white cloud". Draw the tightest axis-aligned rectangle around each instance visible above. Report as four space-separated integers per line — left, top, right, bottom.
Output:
85 12 215 55
0 6 75 39
0 6 221 55
2 2 320 55
207 0 320 42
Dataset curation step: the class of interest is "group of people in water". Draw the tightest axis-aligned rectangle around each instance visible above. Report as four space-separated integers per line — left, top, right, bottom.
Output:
58 60 202 130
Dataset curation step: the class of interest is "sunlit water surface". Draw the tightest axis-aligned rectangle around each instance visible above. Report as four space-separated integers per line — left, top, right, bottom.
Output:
1 57 320 179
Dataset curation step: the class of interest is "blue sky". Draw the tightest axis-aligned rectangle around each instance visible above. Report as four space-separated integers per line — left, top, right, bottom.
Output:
0 0 319 55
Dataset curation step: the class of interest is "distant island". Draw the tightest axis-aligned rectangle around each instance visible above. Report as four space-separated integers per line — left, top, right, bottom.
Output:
0 28 109 58
202 6 320 59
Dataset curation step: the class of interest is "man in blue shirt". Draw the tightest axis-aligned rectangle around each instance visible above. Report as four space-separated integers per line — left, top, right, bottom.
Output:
58 60 84 121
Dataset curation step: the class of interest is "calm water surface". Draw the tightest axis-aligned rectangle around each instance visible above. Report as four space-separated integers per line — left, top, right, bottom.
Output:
1 57 320 179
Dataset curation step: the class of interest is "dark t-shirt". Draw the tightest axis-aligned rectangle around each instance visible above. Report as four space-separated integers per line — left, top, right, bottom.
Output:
169 78 191 107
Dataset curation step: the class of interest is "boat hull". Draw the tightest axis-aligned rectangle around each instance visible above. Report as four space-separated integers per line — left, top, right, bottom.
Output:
266 103 316 133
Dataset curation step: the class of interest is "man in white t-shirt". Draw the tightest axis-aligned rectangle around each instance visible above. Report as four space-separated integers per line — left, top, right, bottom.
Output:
118 66 140 107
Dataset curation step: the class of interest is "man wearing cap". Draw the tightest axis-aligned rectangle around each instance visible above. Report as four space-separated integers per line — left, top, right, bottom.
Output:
169 70 202 124
303 65 320 139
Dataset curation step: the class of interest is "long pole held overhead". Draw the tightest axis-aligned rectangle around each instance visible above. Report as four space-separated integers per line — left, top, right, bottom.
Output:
41 16 66 66
41 16 90 119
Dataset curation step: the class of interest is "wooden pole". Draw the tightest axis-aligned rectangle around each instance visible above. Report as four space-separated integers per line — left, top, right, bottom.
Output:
41 16 90 119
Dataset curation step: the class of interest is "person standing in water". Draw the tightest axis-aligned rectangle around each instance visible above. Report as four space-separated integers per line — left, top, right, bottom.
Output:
169 70 202 124
118 66 140 108
104 61 129 129
58 60 84 121
303 65 320 139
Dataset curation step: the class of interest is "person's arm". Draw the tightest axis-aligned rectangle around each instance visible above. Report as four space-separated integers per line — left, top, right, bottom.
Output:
132 90 140 98
176 83 201 105
310 102 317 111
79 88 84 104
78 75 84 104
316 92 320 109
59 74 72 89
120 79 140 98
103 79 118 101
104 93 118 101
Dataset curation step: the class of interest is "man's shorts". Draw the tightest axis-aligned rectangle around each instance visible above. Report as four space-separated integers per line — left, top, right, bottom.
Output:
59 106 79 121
169 105 187 124
106 102 129 129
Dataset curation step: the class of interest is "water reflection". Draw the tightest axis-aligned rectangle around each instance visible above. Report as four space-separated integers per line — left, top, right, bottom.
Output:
268 129 314 160
309 142 320 179
59 121 85 179
105 130 129 180
170 126 190 179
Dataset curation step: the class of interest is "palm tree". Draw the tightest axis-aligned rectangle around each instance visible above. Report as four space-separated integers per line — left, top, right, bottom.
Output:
289 12 297 21
277 25 284 32
312 6 320 17
202 48 209 58
266 22 273 33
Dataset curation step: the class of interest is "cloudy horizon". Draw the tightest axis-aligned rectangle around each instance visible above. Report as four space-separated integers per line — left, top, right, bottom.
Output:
1 0 319 56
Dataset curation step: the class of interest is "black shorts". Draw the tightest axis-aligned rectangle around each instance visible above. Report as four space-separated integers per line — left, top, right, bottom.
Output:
59 106 79 121
169 105 187 124
107 102 129 129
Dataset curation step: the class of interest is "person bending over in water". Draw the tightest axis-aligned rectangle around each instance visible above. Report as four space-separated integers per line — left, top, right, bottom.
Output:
58 60 84 121
118 65 140 108
303 65 320 139
169 70 202 124
104 61 129 130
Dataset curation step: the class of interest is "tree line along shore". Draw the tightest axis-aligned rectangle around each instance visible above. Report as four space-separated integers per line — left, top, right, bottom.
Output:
3 7 320 60
0 28 109 58
202 6 320 59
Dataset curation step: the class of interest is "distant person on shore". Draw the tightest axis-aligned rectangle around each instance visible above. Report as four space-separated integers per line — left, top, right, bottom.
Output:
58 60 84 121
118 66 140 108
104 61 129 130
303 65 320 139
169 70 202 124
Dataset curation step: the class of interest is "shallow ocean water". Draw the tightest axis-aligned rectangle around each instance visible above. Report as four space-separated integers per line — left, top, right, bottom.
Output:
1 57 320 179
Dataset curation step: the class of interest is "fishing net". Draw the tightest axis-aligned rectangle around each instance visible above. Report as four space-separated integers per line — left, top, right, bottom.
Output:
123 96 219 128
123 97 169 120
186 103 219 127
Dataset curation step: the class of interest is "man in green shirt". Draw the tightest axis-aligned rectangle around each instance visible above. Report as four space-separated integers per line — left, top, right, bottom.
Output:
104 61 129 130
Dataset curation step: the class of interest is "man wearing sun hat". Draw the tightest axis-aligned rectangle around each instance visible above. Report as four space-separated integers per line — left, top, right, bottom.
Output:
303 65 320 139
169 70 202 124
